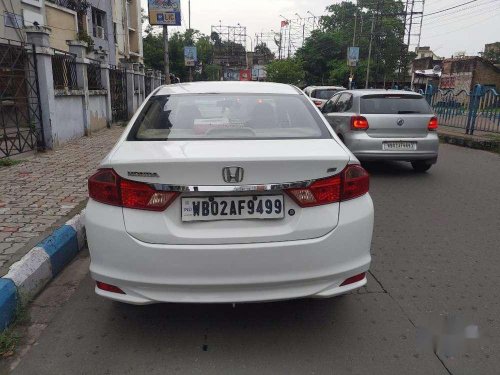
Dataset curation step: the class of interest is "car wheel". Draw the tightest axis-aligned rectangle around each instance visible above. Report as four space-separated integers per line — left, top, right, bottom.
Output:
411 161 432 172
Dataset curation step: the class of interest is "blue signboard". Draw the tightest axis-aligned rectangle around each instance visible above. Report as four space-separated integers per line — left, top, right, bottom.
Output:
148 0 181 26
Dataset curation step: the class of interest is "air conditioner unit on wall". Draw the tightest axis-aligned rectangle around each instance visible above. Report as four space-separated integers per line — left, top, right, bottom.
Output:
96 26 105 39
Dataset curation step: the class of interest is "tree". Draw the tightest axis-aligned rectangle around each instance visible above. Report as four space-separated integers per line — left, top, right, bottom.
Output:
266 59 305 85
481 49 500 65
296 0 412 87
143 29 214 81
254 43 275 64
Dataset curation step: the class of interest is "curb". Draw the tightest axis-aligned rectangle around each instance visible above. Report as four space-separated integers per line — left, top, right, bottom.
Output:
438 132 500 153
0 210 86 330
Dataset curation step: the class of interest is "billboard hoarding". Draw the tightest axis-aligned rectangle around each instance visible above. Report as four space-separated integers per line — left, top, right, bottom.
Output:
184 46 197 67
239 70 252 81
148 0 181 26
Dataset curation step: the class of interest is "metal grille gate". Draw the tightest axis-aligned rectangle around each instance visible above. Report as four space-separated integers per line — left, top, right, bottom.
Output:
109 65 128 122
0 38 44 158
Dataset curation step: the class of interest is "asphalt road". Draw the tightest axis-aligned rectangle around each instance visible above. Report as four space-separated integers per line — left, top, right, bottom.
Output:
7 144 500 375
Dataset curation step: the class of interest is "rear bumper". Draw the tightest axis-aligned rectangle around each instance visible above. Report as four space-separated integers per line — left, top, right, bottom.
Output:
344 131 439 162
85 195 374 304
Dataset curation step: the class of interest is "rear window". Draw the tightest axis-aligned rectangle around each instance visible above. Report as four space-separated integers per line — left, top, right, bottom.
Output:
312 89 342 100
128 94 331 141
361 94 433 114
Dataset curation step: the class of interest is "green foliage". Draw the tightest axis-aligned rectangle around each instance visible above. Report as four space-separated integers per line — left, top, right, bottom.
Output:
296 0 412 87
77 30 94 53
0 158 24 167
481 49 500 64
265 59 305 85
254 43 275 64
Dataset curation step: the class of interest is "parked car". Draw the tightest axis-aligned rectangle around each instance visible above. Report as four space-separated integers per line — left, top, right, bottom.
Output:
303 85 346 109
86 82 374 305
321 90 439 172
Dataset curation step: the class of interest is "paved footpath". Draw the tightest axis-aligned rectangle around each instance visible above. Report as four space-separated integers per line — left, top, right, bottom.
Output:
0 126 123 274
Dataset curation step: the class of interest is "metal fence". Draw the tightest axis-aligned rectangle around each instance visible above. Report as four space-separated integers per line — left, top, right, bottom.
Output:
145 74 152 97
87 59 103 90
52 49 78 90
421 84 500 134
0 38 44 158
109 65 127 122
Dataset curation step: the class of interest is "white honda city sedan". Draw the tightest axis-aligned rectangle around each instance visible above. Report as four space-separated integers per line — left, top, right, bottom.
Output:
86 82 374 304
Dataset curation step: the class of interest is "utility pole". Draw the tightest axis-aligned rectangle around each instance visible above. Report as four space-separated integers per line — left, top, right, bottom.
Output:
365 13 375 89
349 12 357 90
287 21 292 58
163 25 171 84
188 0 193 82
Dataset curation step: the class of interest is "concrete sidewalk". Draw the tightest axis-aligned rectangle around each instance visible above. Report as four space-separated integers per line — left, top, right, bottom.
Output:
0 126 123 275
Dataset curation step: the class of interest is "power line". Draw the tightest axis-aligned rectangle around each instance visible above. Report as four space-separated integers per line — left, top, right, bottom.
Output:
424 0 478 17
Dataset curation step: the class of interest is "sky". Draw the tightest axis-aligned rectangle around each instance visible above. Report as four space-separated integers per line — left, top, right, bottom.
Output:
141 0 500 57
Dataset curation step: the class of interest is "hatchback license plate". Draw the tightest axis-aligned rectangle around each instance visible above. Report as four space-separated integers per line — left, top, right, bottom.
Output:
181 195 285 222
382 141 417 151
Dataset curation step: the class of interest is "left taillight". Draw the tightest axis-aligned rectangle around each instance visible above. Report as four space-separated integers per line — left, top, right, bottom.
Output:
313 100 323 107
88 168 178 211
285 164 369 207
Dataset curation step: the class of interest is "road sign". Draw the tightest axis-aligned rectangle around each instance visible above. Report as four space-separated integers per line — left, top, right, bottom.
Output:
347 47 360 67
148 0 181 26
184 46 197 66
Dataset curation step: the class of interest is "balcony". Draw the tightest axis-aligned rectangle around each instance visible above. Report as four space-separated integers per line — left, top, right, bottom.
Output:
45 0 90 13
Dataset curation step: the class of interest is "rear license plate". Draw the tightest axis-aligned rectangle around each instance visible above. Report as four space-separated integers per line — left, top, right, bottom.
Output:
181 195 285 222
382 141 417 151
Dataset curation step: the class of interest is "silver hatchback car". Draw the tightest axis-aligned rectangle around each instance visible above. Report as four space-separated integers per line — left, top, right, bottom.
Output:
322 90 439 172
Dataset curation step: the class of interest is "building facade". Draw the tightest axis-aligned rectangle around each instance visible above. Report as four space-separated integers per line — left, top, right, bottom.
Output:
0 0 142 65
440 56 500 92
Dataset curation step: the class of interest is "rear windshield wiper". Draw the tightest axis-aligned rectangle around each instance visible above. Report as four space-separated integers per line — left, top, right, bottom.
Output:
397 110 420 114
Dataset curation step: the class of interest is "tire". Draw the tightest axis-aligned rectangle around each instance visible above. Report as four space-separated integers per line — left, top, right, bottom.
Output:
411 161 433 172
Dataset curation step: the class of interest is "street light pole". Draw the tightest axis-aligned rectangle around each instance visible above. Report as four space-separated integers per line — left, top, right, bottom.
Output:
163 25 171 84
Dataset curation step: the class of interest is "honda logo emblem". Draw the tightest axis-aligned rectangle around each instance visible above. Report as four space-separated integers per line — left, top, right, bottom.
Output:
222 166 244 183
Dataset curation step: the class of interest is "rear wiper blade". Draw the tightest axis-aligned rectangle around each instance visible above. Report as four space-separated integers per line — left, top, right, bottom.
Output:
397 110 420 114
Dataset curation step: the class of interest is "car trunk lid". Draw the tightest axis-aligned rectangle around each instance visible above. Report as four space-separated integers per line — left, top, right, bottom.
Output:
107 139 349 245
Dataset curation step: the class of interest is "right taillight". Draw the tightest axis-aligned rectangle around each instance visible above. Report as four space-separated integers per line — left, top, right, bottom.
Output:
285 164 369 207
428 116 438 131
88 169 178 211
351 116 369 130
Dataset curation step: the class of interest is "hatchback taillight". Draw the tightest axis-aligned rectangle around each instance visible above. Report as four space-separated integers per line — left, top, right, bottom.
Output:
313 100 323 106
351 116 369 130
428 116 438 131
88 169 178 211
285 164 369 207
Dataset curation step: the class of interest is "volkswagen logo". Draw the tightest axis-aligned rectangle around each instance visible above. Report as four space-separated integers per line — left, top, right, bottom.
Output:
397 118 405 126
222 166 244 183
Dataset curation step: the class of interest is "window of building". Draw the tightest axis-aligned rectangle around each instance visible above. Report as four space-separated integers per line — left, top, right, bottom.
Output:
113 22 118 44
4 12 23 28
91 7 107 40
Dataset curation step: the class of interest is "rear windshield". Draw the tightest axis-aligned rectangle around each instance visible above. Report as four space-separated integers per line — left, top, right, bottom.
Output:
361 94 433 114
312 89 341 100
128 94 331 141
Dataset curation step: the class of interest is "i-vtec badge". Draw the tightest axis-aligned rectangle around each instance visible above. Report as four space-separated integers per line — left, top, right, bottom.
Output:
127 171 159 178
